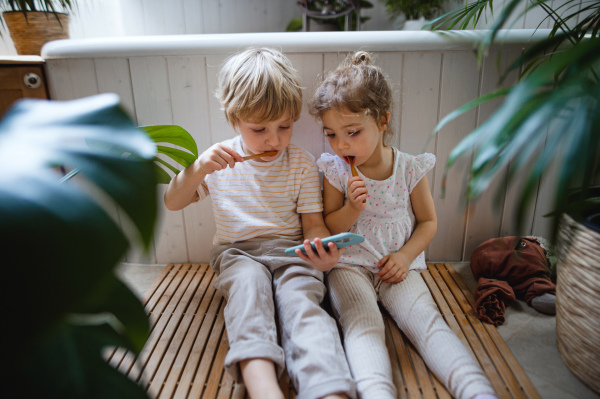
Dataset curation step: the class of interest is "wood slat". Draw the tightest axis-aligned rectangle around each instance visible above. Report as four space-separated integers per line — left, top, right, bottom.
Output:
107 264 180 368
428 265 511 398
148 265 214 397
128 264 197 381
440 263 541 399
433 263 525 399
158 272 220 398
110 263 540 398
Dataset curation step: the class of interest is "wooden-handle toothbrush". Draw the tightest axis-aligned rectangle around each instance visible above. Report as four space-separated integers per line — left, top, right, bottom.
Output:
346 156 366 203
349 157 359 177
237 151 277 162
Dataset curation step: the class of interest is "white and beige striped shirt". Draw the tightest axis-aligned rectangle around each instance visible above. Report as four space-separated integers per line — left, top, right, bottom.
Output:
198 136 323 245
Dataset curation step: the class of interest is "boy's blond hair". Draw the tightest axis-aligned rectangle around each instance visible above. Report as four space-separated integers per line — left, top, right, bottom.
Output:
216 47 303 127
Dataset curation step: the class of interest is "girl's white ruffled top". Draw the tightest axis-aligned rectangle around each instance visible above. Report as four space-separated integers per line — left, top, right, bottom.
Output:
317 149 435 273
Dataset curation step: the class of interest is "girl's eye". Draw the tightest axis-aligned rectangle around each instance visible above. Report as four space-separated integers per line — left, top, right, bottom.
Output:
323 131 335 138
280 125 291 130
348 130 361 136
252 128 265 133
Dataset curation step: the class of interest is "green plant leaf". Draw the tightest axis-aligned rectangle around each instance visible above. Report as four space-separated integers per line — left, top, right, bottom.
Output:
156 145 197 167
0 94 154 397
286 17 303 31
141 125 198 157
153 162 173 184
16 323 148 399
74 274 150 353
141 125 198 184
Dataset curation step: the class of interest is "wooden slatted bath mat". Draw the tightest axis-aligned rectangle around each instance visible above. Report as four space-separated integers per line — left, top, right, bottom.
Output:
105 263 541 399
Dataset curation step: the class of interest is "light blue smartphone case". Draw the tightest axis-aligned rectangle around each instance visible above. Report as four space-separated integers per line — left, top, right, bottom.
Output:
284 232 364 257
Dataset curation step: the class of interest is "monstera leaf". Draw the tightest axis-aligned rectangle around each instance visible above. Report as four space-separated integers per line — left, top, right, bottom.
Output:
0 94 156 398
142 125 198 184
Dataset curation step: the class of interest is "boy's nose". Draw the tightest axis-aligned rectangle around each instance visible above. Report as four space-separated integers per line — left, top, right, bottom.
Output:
266 131 280 146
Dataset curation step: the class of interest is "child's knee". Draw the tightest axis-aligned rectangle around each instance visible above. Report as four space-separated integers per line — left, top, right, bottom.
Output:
216 260 271 297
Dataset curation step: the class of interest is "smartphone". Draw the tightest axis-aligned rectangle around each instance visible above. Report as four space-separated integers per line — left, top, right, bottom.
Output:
284 232 364 257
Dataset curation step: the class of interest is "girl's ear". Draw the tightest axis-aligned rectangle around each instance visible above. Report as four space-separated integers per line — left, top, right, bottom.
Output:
379 111 391 131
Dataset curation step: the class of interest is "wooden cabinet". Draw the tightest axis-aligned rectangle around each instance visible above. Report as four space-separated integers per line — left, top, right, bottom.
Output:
1 56 49 118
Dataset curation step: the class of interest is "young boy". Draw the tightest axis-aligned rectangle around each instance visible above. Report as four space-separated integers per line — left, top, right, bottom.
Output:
164 48 355 399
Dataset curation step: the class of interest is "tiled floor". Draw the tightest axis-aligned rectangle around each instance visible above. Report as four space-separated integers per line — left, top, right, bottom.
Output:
117 262 600 399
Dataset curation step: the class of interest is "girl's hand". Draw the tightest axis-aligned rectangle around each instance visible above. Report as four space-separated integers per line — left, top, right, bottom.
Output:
197 143 243 175
347 176 368 211
377 251 410 283
295 238 345 272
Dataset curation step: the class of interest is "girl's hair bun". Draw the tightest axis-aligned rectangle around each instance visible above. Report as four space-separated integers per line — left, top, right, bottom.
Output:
352 51 372 66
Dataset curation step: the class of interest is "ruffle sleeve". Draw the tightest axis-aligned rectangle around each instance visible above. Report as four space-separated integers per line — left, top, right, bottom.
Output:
407 153 436 193
316 153 345 193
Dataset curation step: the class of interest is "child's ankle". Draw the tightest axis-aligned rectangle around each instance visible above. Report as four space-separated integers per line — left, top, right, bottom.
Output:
471 394 498 399
321 394 349 399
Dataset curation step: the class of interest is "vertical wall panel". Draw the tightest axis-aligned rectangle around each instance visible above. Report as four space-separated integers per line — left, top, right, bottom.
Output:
66 59 99 98
320 53 346 156
253 0 269 32
376 52 403 152
523 0 555 29
183 0 204 34
429 52 481 261
164 0 186 35
166 55 215 261
129 56 184 264
220 0 238 33
46 58 99 101
235 0 254 33
531 135 558 239
202 0 222 33
94 58 136 121
205 55 232 143
575 0 594 26
45 60 76 100
397 52 441 259
143 0 167 35
119 0 146 36
500 161 540 237
288 53 326 159
463 51 521 259
397 53 441 159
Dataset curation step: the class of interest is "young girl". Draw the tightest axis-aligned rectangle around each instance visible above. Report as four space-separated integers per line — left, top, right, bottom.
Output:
309 51 497 399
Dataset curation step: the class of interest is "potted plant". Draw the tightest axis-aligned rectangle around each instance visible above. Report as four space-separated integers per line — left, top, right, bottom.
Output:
378 0 446 29
427 0 600 392
287 0 373 31
0 94 198 398
1 0 75 55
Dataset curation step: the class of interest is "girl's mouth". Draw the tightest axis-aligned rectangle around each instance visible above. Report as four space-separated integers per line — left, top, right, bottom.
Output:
343 156 355 165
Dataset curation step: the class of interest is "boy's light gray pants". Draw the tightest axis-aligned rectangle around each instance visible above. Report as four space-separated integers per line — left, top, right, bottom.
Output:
210 238 356 399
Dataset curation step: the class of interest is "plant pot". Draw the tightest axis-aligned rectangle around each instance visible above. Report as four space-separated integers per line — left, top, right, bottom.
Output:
307 19 341 31
556 188 600 393
3 11 69 55
402 17 429 30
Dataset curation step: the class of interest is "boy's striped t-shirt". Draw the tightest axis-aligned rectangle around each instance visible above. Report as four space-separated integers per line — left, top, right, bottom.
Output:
198 136 323 245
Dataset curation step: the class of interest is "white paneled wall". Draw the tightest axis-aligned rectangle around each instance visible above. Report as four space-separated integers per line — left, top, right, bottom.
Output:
43 30 557 264
1 0 590 55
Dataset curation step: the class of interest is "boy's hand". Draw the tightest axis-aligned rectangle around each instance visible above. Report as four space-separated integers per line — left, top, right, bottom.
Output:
377 251 410 284
197 143 243 175
295 237 345 272
347 176 368 211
